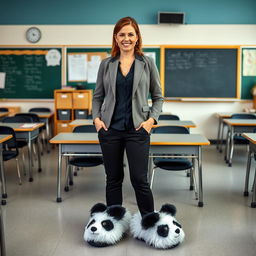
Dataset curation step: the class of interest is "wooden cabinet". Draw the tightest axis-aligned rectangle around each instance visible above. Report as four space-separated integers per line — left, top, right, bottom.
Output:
54 89 92 134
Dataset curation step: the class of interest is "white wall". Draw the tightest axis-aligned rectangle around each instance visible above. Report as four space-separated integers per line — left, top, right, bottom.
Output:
1 24 256 139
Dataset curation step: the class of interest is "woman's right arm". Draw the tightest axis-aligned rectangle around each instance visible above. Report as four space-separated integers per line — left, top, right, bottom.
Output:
92 60 108 131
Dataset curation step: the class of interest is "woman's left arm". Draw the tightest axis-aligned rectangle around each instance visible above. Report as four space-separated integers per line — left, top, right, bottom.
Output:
137 57 164 133
148 57 164 124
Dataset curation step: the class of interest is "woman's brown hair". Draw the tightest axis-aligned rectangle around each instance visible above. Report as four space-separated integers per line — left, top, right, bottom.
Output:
111 17 143 57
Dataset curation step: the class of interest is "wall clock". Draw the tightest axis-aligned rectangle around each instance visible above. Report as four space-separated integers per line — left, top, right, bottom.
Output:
26 27 41 43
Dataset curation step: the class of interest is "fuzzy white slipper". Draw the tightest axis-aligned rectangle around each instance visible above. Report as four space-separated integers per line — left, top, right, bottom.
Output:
84 203 131 247
130 204 185 249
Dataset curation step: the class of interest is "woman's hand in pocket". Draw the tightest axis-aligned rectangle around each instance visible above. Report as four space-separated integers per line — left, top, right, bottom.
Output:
136 118 155 134
94 118 108 132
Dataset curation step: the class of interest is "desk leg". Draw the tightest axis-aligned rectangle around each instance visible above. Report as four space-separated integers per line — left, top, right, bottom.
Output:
244 149 252 197
251 169 256 208
28 132 33 182
0 147 7 205
228 127 234 167
198 147 203 207
0 207 6 256
56 145 62 203
216 117 221 151
224 128 230 163
36 137 42 173
45 119 51 154
220 121 225 153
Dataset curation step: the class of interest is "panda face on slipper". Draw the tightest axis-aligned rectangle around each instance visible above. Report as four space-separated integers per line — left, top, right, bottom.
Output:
130 204 185 249
84 203 131 247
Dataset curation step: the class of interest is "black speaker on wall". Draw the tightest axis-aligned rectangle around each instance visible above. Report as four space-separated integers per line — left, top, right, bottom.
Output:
158 12 185 24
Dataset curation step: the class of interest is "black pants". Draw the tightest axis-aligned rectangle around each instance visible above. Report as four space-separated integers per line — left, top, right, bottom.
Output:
98 128 154 216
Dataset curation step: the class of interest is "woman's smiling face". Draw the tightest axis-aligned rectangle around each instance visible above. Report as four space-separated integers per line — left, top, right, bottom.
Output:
115 24 138 54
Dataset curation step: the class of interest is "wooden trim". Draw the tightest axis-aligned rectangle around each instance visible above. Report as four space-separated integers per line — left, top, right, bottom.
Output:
49 139 210 146
242 133 256 143
12 123 44 132
0 135 13 143
49 139 99 144
160 46 165 96
223 120 256 126
162 45 241 49
153 124 196 128
150 141 210 146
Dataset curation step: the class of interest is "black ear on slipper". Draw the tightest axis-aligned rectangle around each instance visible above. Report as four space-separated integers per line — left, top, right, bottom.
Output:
160 204 177 216
141 212 160 229
90 203 107 216
106 205 126 220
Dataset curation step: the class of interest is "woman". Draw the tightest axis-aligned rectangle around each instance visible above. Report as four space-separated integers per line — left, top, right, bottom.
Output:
87 17 166 247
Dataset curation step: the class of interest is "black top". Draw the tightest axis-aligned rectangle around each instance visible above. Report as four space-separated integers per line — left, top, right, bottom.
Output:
110 61 135 131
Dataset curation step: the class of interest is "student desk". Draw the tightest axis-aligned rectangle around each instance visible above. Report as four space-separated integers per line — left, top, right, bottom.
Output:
0 123 44 182
241 133 256 208
223 119 256 167
50 132 209 207
69 119 196 129
29 112 54 153
0 135 12 256
215 112 250 153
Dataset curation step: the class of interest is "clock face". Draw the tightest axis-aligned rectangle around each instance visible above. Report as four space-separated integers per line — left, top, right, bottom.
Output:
26 27 41 43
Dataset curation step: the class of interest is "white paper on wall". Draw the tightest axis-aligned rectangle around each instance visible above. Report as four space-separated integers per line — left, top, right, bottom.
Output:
243 49 256 76
68 54 88 81
87 55 102 83
0 72 6 89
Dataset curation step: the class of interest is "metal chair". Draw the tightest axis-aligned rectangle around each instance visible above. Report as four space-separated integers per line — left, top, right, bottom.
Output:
158 114 180 120
0 126 22 186
151 125 198 199
64 125 103 192
15 112 46 156
231 114 256 143
225 114 256 166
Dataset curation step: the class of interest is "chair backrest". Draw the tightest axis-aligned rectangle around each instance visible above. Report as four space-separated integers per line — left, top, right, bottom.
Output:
2 116 33 123
231 114 256 119
158 114 180 120
0 126 18 150
15 113 40 122
73 125 97 133
0 107 9 112
29 107 51 113
152 125 189 134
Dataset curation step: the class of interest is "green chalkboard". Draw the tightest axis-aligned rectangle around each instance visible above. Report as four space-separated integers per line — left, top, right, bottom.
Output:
163 47 239 99
241 48 256 99
0 48 62 99
66 47 160 90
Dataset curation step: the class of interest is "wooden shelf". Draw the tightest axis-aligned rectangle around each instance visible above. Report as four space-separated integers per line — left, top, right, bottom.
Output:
54 89 92 134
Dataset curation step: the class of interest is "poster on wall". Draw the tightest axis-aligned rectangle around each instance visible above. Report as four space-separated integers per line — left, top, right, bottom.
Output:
243 49 256 76
68 53 88 81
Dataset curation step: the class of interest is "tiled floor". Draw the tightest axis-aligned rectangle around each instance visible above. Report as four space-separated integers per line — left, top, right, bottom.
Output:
2 144 256 256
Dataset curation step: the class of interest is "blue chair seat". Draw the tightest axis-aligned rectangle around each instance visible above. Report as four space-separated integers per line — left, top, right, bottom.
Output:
3 150 18 161
16 141 28 148
69 156 103 167
233 135 249 144
154 158 193 171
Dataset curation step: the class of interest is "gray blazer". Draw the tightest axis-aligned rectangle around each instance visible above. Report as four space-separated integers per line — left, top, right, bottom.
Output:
92 54 164 128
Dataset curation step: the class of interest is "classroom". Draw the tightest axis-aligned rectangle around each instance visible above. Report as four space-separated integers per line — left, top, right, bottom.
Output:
0 0 256 255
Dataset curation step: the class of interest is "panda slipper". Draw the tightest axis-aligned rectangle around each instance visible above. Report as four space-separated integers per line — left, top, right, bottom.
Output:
130 204 185 249
83 203 132 247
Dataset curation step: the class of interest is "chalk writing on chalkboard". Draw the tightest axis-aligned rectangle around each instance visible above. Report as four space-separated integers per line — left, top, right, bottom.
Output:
163 48 238 98
0 48 62 99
